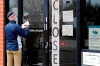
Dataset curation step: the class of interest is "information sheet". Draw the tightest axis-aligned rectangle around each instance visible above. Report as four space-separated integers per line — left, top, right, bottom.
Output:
89 26 100 50
62 10 73 22
83 51 100 66
62 25 73 36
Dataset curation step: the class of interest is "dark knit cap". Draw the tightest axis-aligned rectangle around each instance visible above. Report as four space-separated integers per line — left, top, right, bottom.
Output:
7 11 15 19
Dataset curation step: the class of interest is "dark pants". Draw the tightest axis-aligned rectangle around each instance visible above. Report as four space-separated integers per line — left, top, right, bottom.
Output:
27 47 38 65
26 32 40 65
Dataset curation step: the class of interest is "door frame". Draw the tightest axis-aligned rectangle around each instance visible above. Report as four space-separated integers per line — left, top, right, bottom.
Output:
18 0 49 66
76 0 86 66
76 0 81 66
4 0 83 66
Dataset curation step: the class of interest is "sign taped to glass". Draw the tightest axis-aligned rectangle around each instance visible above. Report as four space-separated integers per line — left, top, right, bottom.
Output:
89 26 100 50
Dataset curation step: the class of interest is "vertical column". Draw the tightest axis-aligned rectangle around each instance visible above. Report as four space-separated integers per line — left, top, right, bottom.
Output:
52 0 60 66
0 0 5 66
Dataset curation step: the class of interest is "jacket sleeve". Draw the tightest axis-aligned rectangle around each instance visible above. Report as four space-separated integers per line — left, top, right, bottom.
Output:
16 25 30 38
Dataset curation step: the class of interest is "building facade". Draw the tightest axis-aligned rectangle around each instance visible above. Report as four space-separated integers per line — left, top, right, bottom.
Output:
1 0 100 66
0 0 5 66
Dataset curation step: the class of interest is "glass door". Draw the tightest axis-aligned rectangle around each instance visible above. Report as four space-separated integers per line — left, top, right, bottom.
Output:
60 0 77 66
81 0 100 66
8 0 49 66
82 0 100 50
49 0 77 66
8 0 78 66
23 0 49 66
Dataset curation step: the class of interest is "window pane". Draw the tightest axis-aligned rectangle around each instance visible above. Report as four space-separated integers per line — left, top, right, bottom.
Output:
9 0 18 15
84 0 100 50
23 0 44 65
49 0 77 66
23 0 44 29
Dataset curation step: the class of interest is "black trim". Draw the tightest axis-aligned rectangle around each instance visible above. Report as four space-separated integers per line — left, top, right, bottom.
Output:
43 0 49 66
76 0 81 66
4 0 9 66
77 0 86 66
80 0 85 49
18 0 23 26
5 0 9 24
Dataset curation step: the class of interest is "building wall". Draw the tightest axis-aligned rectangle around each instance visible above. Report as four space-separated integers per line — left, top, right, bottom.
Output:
0 0 5 66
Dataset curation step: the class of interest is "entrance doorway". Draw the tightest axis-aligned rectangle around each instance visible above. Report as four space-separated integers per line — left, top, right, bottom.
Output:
8 0 49 66
22 0 78 66
22 0 49 66
6 0 79 66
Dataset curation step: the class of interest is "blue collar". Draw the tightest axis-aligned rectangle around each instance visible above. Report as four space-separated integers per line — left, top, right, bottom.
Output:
9 20 16 24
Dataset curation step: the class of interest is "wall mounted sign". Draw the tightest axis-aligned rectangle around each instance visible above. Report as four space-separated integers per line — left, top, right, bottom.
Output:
52 0 60 66
89 26 100 50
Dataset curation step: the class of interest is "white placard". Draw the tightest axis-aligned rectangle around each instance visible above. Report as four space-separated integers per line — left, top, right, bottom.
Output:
82 51 100 66
89 26 100 50
62 10 73 22
62 25 73 36
52 0 59 66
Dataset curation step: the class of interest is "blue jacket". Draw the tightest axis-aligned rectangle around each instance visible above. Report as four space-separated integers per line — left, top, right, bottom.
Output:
5 20 30 51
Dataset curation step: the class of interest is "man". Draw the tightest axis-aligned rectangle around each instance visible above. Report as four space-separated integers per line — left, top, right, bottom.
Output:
5 11 30 66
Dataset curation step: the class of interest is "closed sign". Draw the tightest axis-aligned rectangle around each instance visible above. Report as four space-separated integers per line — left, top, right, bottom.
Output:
52 0 60 66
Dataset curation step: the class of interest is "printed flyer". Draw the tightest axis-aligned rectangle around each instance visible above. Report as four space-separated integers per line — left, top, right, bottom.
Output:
89 26 100 50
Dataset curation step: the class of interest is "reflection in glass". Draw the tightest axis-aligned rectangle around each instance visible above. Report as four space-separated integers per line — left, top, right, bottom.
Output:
9 0 18 15
84 0 100 49
23 0 44 29
85 0 100 25
23 0 44 66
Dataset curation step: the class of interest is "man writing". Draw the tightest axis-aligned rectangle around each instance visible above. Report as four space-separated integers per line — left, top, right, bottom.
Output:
5 11 30 66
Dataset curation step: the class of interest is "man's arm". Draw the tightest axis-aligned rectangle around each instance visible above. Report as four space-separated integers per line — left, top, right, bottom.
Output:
16 25 30 38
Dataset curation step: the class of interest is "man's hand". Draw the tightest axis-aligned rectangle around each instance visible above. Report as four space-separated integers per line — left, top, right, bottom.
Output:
21 21 29 29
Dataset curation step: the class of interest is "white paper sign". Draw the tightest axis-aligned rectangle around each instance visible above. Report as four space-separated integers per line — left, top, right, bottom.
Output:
62 25 73 36
21 21 29 29
83 52 100 66
23 21 29 26
63 10 73 22
89 26 100 50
